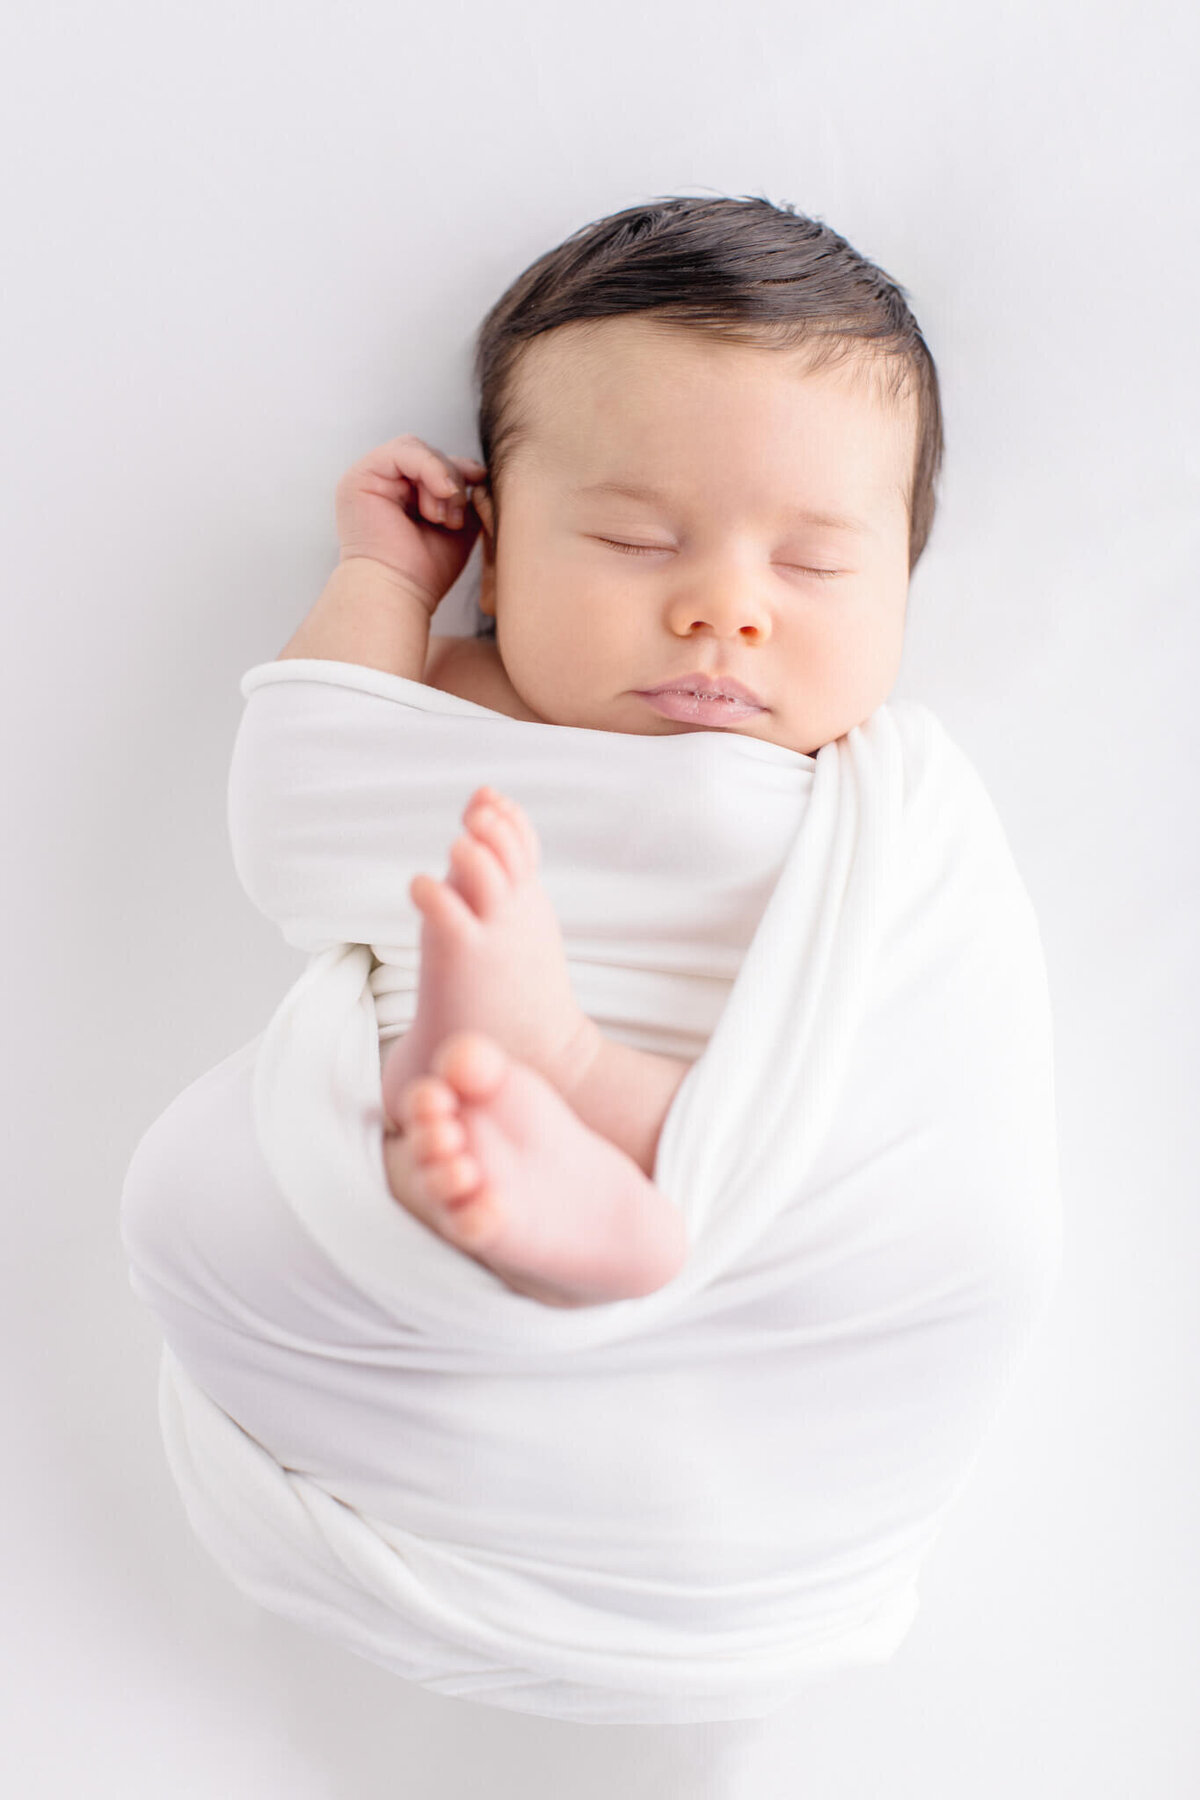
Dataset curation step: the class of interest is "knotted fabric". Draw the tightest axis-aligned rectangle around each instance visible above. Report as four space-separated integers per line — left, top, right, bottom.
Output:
120 659 1063 1724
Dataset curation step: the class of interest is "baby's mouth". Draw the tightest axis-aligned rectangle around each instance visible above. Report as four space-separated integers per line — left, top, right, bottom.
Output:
638 674 765 708
634 687 766 724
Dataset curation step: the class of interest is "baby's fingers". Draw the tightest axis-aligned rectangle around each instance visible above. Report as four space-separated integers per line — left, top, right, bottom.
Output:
345 436 467 499
429 455 488 507
346 437 484 531
451 454 489 484
403 443 486 526
425 458 489 530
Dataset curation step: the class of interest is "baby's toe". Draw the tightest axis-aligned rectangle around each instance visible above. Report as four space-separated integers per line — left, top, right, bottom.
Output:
421 1151 482 1205
449 830 512 912
464 798 532 882
488 790 540 868
396 1074 457 1130
408 1115 467 1165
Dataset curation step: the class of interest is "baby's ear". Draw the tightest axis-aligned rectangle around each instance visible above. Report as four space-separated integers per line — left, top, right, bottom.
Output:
472 484 496 537
478 541 496 616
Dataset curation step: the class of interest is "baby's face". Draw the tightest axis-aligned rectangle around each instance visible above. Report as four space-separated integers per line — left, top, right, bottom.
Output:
474 317 915 756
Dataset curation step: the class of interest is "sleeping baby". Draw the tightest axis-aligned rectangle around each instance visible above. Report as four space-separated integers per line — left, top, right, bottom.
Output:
120 195 1063 1725
279 232 918 1311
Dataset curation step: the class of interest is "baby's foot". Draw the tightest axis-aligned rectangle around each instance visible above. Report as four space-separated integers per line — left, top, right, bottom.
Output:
381 785 600 1106
382 1030 688 1308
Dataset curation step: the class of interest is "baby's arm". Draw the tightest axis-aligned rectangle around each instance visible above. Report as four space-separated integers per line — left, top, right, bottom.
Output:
278 433 486 681
277 555 443 684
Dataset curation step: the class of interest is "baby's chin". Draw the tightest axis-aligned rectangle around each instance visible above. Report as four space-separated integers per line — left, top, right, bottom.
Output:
623 706 829 757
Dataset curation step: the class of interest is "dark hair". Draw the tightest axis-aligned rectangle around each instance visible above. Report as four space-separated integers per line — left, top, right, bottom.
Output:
470 193 943 640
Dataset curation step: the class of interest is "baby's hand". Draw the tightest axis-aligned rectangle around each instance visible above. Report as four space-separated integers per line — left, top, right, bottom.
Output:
334 435 489 615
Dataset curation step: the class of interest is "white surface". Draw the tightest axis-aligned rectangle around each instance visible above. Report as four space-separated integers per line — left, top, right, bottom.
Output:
2 0 1196 1793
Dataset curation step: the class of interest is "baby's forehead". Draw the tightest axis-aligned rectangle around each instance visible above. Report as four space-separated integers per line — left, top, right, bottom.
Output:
504 326 915 522
522 325 913 440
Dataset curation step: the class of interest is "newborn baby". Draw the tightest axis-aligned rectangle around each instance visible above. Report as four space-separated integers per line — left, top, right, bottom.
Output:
279 310 917 1311
122 198 1063 1723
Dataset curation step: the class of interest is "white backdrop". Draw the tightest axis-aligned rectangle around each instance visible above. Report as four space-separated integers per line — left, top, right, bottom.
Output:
3 1 1197 1795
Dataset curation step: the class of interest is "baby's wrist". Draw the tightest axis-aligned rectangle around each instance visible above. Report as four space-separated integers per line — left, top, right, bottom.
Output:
336 554 441 618
277 557 433 679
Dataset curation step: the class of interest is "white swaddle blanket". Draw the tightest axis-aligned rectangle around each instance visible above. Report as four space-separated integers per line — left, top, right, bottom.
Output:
120 657 1063 1725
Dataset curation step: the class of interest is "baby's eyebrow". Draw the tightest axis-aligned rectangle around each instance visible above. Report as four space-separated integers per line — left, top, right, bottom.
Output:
571 479 869 534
